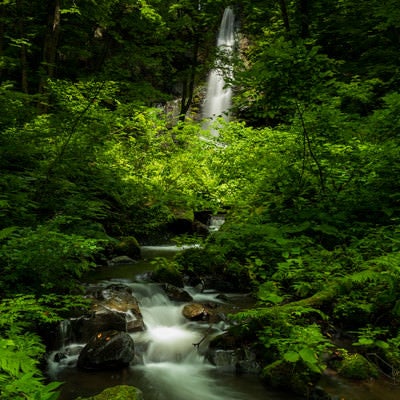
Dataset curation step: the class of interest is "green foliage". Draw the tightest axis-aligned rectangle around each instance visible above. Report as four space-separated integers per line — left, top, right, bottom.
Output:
0 221 103 295
337 352 379 380
261 323 331 373
0 294 90 399
0 1 400 397
0 335 62 400
352 325 390 350
234 38 337 124
151 257 184 287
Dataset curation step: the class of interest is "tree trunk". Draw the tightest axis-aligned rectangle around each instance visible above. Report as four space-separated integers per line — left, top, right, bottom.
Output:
16 0 29 93
0 6 4 81
38 0 61 94
298 0 310 38
179 35 199 121
278 0 290 33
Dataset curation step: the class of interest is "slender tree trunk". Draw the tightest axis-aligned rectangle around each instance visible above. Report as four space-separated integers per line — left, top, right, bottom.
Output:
39 0 61 94
278 0 290 33
298 0 310 38
16 0 29 93
0 6 4 81
179 35 199 121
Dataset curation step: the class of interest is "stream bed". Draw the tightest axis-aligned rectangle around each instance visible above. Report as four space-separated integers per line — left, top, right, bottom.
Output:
48 245 400 400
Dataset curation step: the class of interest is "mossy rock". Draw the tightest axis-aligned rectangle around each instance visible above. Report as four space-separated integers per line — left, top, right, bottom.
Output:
262 360 321 396
152 265 184 287
76 385 143 400
382 347 400 371
338 353 379 380
114 236 141 259
172 208 195 221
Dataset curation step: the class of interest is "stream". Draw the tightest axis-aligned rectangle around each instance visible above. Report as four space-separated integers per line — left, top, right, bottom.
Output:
47 245 400 400
47 245 302 400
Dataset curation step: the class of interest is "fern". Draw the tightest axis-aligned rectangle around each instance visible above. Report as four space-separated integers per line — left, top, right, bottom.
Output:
231 307 271 322
0 335 62 400
0 226 18 241
0 296 74 399
347 269 382 284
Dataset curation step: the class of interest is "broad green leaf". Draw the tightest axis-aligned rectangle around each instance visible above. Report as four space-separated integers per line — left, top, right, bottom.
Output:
354 338 374 346
283 351 300 363
299 347 317 365
375 340 389 349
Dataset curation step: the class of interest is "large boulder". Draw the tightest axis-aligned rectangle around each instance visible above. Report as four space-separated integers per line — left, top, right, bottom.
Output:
76 385 144 400
262 359 321 397
337 353 379 379
113 236 141 260
162 283 192 302
77 330 135 370
76 284 144 341
75 311 128 342
206 331 261 374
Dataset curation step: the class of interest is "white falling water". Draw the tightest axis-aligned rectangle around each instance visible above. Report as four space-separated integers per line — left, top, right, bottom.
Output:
202 7 235 132
131 284 246 400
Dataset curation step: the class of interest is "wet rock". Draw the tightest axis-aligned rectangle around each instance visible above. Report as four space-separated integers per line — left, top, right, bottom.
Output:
113 236 141 260
76 384 144 400
75 310 128 342
192 220 209 236
162 283 193 302
309 386 335 400
206 332 261 374
209 349 238 372
108 255 136 266
182 303 211 321
262 359 321 397
52 343 84 368
167 208 194 235
77 330 135 370
77 283 145 340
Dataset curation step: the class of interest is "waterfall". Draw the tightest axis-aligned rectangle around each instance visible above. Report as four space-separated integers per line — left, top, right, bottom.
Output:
202 7 235 132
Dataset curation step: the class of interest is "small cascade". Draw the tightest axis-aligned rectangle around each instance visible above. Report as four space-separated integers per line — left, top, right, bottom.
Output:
208 214 226 232
130 284 246 400
133 290 203 364
47 246 289 400
202 7 235 133
59 319 72 348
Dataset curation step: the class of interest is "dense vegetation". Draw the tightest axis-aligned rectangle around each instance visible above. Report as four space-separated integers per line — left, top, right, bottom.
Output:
0 0 399 398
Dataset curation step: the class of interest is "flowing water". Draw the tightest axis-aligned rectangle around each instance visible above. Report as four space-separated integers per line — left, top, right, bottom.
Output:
202 7 235 133
47 245 303 400
47 245 400 399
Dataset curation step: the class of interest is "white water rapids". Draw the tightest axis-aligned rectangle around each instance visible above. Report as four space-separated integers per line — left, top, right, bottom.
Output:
130 283 247 400
48 277 278 400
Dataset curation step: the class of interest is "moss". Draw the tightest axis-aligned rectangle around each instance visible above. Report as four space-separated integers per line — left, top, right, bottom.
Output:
76 385 143 400
114 236 141 259
152 264 184 287
172 208 194 222
262 360 320 397
338 353 379 380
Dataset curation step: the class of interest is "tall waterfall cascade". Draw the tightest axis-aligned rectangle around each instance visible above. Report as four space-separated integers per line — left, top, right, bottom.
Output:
202 7 235 132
